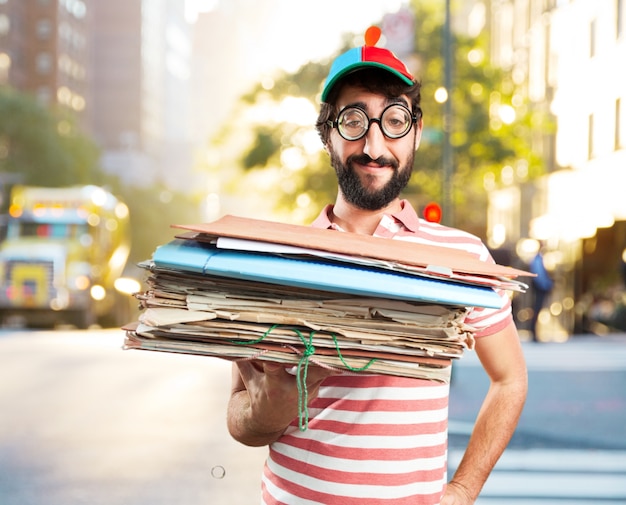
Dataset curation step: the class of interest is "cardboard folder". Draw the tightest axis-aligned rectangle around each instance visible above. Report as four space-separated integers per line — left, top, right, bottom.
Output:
152 239 504 309
172 215 531 281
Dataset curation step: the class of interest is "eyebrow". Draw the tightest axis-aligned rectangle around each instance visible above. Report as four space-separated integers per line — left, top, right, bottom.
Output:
341 97 410 112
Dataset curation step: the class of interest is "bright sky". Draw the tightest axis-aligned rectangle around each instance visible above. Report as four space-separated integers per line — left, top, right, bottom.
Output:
186 0 408 74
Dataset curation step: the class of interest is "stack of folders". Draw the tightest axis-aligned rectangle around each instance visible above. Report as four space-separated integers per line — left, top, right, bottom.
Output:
124 215 530 384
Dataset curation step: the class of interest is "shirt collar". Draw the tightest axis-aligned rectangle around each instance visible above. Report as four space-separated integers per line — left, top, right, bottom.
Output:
311 199 421 234
392 199 420 233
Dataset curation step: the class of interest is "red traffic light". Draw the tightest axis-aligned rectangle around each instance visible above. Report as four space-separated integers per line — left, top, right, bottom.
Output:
423 202 442 223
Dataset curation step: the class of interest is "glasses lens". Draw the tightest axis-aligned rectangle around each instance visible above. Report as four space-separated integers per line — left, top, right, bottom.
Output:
337 107 368 140
381 105 412 138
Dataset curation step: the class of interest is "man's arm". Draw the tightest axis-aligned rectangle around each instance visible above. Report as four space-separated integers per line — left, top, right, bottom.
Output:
227 361 333 447
442 320 528 504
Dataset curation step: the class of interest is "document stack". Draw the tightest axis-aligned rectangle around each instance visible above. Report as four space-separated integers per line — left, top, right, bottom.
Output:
124 215 529 384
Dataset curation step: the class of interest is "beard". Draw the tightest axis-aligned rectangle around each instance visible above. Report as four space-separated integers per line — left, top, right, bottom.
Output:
330 151 414 211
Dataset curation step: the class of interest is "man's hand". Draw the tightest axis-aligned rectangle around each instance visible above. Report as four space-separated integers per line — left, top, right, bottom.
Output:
440 481 474 504
443 320 527 502
227 360 334 446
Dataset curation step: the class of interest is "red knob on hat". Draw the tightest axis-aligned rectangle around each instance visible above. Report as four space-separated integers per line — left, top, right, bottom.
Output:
364 26 382 47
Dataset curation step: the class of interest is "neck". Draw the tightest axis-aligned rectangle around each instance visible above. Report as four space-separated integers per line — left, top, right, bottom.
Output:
331 196 402 235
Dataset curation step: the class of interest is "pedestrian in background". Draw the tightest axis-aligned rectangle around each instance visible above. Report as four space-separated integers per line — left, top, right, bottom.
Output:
529 245 553 342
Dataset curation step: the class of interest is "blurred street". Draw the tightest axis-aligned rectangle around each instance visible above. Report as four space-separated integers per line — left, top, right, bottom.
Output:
0 329 625 504
448 335 626 504
0 329 267 505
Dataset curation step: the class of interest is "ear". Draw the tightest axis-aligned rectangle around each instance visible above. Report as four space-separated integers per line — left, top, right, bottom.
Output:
323 137 332 155
414 118 424 151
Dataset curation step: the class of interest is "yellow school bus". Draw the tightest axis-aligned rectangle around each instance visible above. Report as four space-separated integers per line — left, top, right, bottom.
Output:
0 185 130 328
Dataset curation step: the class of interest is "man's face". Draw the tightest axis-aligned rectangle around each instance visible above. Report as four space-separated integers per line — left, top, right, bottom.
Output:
327 84 421 211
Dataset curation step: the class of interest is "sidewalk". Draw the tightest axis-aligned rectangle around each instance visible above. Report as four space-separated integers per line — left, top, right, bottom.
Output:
457 331 626 370
449 332 626 450
556 332 626 343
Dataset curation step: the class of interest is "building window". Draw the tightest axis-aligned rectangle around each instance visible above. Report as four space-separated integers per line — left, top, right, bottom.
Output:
617 98 623 150
61 0 87 19
36 19 53 40
590 19 596 58
0 52 10 84
35 52 52 74
37 86 52 106
588 113 594 159
0 14 9 36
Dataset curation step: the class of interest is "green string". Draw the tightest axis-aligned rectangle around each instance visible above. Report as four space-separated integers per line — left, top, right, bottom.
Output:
229 325 377 431
330 333 377 372
292 328 315 431
229 326 277 346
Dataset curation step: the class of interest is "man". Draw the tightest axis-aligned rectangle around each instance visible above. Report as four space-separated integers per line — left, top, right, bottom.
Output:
529 245 553 341
227 27 527 505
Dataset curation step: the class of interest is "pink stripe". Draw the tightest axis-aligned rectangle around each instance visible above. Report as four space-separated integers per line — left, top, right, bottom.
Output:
277 434 447 460
309 418 447 437
269 450 446 487
320 374 442 389
263 459 444 505
260 201 507 504
313 395 448 413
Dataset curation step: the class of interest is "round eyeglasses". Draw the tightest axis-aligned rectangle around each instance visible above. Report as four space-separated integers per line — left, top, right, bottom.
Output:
328 104 420 141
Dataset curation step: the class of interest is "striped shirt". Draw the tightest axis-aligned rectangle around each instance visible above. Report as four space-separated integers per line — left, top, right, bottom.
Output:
260 200 513 504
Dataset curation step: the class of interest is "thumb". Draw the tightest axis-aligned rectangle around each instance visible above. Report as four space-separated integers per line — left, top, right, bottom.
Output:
262 362 287 374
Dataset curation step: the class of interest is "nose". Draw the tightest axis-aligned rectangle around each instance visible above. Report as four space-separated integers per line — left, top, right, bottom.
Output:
362 121 387 160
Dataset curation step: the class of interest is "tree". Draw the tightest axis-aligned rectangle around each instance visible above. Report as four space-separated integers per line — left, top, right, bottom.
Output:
0 86 202 270
113 182 203 266
407 1 549 235
203 2 551 237
0 87 102 187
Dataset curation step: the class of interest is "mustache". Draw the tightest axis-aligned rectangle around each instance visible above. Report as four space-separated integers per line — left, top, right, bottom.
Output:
348 154 399 169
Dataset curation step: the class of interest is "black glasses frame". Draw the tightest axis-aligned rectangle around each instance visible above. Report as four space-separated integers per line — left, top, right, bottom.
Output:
328 103 421 141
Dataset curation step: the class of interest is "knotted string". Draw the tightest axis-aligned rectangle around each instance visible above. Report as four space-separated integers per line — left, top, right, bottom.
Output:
292 328 315 431
230 324 376 431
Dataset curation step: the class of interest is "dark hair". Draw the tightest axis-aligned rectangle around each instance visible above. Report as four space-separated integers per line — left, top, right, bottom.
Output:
316 68 422 146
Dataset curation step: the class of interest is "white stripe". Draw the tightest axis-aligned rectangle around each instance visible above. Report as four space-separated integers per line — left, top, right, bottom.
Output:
286 427 448 450
395 234 486 257
464 307 509 329
308 405 449 425
319 383 450 401
265 456 446 501
475 500 615 505
273 442 448 473
263 475 322 505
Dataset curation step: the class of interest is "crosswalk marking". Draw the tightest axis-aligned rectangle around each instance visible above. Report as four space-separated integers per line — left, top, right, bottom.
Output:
457 340 626 371
448 449 626 503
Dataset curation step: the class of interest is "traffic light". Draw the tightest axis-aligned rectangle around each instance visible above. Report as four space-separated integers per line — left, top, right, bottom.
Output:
423 202 442 223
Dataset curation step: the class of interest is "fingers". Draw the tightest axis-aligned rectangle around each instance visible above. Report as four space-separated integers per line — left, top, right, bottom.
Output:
236 360 294 390
262 362 288 374
304 365 336 385
283 363 337 386
234 359 257 381
237 359 336 390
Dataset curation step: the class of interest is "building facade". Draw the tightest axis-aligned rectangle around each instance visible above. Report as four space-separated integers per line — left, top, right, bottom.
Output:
0 0 91 125
488 0 626 338
91 0 194 190
0 0 195 191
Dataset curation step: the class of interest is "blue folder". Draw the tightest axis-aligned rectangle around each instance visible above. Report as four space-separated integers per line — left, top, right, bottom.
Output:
152 239 503 309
